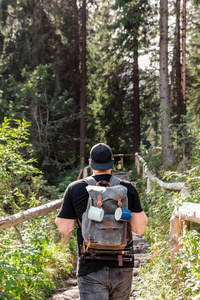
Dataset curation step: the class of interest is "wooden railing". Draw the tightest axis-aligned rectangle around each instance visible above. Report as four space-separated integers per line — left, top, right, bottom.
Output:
0 154 132 230
1 151 199 266
113 154 135 169
0 168 90 230
135 152 200 268
169 201 200 266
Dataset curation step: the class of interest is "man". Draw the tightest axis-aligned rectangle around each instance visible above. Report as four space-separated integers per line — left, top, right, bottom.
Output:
55 143 148 300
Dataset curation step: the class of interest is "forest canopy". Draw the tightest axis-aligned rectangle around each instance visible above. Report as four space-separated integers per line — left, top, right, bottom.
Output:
0 0 200 183
0 1 200 299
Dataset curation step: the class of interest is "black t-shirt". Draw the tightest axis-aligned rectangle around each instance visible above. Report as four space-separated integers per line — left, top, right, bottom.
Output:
57 174 143 276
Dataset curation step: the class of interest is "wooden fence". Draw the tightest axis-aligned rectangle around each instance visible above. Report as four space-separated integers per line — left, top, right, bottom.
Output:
135 152 200 267
1 152 200 266
0 154 132 231
113 154 135 169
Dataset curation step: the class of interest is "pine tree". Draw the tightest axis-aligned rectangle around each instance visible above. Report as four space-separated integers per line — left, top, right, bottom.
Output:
112 0 152 152
160 0 175 167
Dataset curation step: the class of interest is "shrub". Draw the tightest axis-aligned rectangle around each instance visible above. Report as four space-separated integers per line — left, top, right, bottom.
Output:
133 166 200 299
0 215 77 300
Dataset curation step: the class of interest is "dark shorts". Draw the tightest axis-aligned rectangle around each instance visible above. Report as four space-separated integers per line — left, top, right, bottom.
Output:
77 266 133 300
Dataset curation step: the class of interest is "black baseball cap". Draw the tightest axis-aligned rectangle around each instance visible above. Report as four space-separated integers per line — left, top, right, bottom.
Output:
90 143 114 170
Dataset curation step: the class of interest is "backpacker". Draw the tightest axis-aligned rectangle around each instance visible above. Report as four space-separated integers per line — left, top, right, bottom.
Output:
79 175 133 266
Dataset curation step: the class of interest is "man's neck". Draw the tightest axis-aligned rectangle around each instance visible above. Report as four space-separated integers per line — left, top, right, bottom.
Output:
92 169 112 176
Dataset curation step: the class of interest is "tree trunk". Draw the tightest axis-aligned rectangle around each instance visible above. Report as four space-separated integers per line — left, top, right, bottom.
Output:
74 0 81 165
175 0 183 122
32 0 39 67
133 49 140 153
80 0 87 166
181 0 187 115
160 0 175 168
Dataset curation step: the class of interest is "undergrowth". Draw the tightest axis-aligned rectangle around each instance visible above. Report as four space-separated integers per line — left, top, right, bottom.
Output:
132 161 200 299
0 213 78 300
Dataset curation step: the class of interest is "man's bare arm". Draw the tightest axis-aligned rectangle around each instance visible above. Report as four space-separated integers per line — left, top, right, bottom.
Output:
55 217 76 244
130 211 148 235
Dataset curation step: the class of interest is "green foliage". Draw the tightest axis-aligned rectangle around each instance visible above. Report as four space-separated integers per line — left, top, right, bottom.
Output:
140 145 163 175
191 132 200 166
0 232 54 299
134 163 200 298
0 124 78 298
56 167 83 193
0 215 77 300
184 166 200 203
1 65 79 184
142 186 176 244
113 0 152 51
170 112 195 162
173 230 200 298
0 117 42 214
1 0 82 180
133 242 177 299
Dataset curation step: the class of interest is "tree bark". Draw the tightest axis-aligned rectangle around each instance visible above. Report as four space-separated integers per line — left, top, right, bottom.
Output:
175 0 184 122
80 0 87 166
181 0 187 115
133 49 140 153
159 0 175 168
32 0 39 67
169 214 182 267
74 0 81 165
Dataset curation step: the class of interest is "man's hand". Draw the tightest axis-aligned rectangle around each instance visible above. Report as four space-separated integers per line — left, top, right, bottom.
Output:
61 233 71 244
55 217 76 243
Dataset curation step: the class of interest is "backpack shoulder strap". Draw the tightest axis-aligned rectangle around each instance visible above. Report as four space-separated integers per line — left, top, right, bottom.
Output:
109 175 121 186
84 176 97 186
84 175 121 186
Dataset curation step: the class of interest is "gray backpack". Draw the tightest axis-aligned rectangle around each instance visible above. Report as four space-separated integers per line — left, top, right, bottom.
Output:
80 176 133 266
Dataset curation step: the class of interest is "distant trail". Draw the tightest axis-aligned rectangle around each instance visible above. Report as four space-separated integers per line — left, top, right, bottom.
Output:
112 170 133 181
48 171 150 300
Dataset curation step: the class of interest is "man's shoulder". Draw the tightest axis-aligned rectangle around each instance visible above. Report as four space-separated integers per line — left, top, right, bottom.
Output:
119 179 132 187
119 179 137 192
68 178 88 189
65 178 89 199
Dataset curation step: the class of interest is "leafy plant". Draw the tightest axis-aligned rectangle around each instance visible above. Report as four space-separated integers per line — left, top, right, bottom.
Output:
0 225 55 299
133 161 200 299
0 214 77 300
0 118 42 214
173 230 200 298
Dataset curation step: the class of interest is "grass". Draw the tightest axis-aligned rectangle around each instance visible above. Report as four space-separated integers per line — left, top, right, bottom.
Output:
131 163 200 299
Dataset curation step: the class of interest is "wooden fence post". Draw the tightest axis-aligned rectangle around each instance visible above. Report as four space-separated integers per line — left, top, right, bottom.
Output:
135 153 140 175
83 166 90 178
147 178 151 191
120 155 124 169
142 164 146 178
169 213 183 268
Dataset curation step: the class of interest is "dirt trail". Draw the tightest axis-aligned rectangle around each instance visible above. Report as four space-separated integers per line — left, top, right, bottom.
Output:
48 171 149 300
